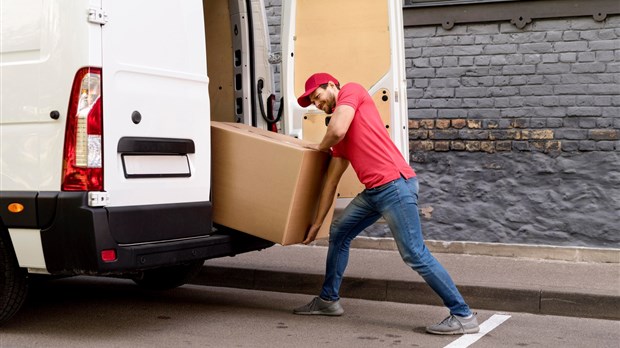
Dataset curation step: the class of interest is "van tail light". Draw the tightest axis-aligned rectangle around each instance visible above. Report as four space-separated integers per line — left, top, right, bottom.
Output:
62 67 103 191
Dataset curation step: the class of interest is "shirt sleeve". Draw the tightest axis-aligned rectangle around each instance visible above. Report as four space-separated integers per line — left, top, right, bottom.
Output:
336 83 362 111
331 143 343 158
330 83 364 159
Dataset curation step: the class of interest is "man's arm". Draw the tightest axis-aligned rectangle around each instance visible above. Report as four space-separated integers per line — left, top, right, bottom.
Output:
317 104 355 152
302 156 350 244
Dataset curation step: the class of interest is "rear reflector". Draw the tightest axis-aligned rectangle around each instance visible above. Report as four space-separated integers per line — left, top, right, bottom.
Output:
101 249 117 262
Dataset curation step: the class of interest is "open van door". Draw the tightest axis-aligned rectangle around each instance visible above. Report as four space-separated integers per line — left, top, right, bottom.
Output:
281 0 409 198
204 0 277 130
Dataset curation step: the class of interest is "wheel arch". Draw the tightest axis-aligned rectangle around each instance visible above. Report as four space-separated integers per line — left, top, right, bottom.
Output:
0 216 29 325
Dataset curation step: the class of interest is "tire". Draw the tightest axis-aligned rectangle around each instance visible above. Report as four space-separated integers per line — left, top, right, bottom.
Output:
0 231 28 325
132 260 204 290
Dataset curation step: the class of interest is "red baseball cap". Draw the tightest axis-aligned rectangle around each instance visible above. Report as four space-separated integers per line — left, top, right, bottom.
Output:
297 72 340 108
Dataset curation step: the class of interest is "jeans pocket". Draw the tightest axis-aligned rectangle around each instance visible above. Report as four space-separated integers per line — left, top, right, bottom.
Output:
405 177 419 196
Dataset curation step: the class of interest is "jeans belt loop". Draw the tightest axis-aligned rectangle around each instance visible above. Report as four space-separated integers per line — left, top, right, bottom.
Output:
369 178 398 191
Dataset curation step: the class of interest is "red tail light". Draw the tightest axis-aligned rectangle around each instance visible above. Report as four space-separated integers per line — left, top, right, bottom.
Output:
100 249 117 262
62 67 104 191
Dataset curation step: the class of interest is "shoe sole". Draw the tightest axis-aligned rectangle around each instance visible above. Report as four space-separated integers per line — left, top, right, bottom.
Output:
293 310 344 316
425 327 480 335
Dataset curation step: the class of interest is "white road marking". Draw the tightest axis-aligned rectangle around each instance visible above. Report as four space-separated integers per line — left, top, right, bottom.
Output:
443 314 512 348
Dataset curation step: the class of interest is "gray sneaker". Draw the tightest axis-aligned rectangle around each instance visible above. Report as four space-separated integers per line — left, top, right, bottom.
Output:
293 297 344 316
426 313 480 335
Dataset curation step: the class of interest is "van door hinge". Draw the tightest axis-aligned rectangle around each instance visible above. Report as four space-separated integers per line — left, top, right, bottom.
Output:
88 8 108 25
268 52 282 64
88 192 110 207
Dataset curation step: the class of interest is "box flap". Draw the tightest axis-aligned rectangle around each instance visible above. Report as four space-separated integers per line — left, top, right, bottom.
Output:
212 121 312 149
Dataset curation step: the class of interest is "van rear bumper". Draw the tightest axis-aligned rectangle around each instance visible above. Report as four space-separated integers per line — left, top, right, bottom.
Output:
28 192 273 275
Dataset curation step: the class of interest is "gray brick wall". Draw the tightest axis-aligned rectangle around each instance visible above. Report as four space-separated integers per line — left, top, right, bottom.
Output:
262 2 619 248
404 15 619 248
406 16 620 154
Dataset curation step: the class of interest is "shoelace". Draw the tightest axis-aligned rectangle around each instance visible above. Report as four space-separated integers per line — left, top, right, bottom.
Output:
441 315 465 333
309 297 321 310
307 297 329 311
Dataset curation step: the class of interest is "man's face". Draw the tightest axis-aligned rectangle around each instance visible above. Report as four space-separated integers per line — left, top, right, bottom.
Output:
309 84 336 114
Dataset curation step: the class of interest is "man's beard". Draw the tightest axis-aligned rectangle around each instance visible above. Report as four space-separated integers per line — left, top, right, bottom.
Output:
322 98 336 114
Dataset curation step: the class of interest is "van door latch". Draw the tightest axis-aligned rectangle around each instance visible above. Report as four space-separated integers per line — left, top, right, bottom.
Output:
88 8 108 25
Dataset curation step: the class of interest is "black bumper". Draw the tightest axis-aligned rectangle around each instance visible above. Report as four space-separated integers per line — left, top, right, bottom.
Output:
1 191 272 275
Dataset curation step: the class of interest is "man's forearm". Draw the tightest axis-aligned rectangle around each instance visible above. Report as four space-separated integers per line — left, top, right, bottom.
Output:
318 105 355 152
313 157 349 225
313 180 338 226
318 130 344 152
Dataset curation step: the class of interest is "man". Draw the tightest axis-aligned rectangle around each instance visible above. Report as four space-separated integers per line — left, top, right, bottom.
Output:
292 72 479 335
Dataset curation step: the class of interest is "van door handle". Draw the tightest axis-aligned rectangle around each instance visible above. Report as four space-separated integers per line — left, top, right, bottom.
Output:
117 137 195 154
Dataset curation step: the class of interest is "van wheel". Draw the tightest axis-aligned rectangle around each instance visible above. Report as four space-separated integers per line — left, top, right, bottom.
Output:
0 232 28 325
132 260 204 290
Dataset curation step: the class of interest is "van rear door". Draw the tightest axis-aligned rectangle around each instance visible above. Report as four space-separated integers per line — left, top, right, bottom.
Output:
205 0 276 130
100 0 211 208
280 0 409 197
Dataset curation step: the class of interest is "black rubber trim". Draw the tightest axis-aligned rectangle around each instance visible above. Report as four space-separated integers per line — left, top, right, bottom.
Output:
38 192 273 275
37 192 59 228
0 191 58 229
117 137 195 154
0 192 38 228
107 201 211 244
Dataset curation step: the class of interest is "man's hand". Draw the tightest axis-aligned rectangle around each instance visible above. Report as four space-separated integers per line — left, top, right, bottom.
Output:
301 157 349 245
303 223 322 245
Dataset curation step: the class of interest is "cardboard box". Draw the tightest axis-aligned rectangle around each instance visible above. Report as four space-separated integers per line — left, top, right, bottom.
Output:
211 122 334 245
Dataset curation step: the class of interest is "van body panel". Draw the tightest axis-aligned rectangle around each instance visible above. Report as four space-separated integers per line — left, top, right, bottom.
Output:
1 0 101 191
8 229 46 270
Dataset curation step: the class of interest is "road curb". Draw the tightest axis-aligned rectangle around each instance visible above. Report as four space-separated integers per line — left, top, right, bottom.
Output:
192 265 620 321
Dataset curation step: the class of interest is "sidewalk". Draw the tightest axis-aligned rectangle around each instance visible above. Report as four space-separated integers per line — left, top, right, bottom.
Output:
192 243 620 320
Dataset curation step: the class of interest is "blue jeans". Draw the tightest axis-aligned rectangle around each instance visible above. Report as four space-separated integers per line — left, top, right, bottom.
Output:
319 176 472 317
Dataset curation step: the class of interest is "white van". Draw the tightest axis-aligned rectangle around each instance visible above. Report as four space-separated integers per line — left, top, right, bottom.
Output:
0 0 408 324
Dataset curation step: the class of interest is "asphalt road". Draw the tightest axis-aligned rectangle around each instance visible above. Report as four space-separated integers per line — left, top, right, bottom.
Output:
1 277 618 348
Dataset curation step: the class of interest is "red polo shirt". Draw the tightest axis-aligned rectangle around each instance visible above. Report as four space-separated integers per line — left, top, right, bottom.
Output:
331 83 416 189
